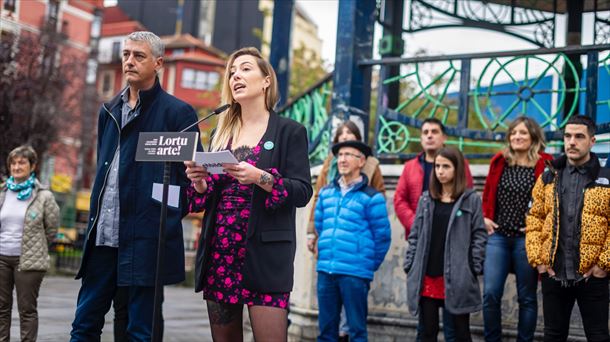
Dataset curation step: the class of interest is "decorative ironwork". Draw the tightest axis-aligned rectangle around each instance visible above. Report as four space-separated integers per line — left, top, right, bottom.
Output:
376 116 411 154
369 45 610 157
595 12 610 45
277 74 333 165
472 54 580 131
403 0 557 48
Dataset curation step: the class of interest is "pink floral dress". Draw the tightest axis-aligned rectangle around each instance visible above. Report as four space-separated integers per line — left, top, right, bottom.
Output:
187 140 290 308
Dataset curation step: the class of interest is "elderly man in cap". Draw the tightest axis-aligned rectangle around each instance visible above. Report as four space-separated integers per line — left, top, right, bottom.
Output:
314 140 391 342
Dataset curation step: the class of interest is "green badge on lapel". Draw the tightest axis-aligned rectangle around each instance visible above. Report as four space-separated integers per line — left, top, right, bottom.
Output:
29 212 38 219
264 141 274 150
456 210 463 217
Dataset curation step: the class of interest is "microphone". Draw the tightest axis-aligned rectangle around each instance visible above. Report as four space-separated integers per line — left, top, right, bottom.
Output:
180 104 230 132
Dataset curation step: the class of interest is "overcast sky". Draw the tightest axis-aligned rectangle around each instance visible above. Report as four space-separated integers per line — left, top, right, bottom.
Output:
297 0 599 65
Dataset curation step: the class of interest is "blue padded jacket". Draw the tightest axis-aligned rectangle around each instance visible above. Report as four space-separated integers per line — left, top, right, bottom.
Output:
315 175 391 280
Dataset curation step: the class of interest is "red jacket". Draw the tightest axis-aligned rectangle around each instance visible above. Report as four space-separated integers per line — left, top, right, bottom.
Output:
394 152 474 238
482 151 553 221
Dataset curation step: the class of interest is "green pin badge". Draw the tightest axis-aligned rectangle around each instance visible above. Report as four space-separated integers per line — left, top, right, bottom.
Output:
264 141 274 150
456 210 463 217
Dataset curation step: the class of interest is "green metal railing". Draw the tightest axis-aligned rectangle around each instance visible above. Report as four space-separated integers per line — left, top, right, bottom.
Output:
360 44 610 158
277 73 333 165
279 46 610 164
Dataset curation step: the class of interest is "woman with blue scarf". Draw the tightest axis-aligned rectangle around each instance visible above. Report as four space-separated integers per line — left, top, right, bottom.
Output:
0 145 59 342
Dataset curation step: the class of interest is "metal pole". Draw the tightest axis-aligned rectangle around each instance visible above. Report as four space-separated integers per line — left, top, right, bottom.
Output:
332 0 375 142
151 161 170 342
585 51 598 122
269 0 294 107
564 0 584 121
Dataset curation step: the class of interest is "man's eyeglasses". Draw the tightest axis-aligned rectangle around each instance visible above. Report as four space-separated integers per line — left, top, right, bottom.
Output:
337 152 364 159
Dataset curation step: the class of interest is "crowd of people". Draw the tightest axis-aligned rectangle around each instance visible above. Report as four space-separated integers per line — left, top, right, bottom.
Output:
1 30 609 342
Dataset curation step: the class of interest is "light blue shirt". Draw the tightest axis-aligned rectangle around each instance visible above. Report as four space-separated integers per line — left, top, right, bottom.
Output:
95 88 141 247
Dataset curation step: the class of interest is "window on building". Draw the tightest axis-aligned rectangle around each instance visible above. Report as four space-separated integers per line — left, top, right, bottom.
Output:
112 41 121 63
98 71 115 98
0 30 15 62
181 68 219 91
48 0 59 23
194 71 207 89
102 73 111 93
182 68 195 88
173 49 184 56
3 0 16 12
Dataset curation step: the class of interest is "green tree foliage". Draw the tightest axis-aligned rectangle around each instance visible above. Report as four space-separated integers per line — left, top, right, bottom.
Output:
288 44 328 101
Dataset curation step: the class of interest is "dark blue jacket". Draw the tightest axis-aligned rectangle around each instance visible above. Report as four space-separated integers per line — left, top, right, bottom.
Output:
76 79 201 286
315 175 391 280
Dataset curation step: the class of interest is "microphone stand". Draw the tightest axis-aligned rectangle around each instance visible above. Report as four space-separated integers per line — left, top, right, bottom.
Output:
151 104 228 342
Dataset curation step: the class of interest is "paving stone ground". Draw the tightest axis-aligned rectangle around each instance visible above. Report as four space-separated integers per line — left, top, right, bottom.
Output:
8 276 213 341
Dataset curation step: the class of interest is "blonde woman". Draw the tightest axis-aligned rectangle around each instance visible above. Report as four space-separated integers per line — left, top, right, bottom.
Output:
184 47 312 341
481 116 552 341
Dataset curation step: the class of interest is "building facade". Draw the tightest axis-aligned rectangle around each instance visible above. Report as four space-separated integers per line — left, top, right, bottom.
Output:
116 0 264 55
1 0 103 232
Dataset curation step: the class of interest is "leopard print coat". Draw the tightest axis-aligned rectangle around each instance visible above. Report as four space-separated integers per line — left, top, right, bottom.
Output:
525 154 610 273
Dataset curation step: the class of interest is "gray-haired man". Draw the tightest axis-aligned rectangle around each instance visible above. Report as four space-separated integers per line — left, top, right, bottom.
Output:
70 31 201 341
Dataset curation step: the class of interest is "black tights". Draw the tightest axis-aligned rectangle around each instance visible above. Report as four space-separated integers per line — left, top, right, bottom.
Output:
419 297 472 342
206 300 288 342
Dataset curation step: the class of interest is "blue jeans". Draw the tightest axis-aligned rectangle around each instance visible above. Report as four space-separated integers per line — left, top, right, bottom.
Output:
317 272 370 342
416 308 456 341
483 233 538 342
70 246 162 342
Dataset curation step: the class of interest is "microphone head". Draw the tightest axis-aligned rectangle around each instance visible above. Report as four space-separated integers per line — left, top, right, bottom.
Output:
213 104 230 114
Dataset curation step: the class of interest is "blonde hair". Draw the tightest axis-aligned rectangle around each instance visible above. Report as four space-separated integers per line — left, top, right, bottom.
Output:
210 47 279 151
503 116 546 166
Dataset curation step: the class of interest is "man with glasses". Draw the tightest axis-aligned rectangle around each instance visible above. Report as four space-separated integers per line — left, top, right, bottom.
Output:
314 140 391 342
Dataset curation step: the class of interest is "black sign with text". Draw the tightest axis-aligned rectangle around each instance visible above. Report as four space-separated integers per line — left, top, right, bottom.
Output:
135 132 199 162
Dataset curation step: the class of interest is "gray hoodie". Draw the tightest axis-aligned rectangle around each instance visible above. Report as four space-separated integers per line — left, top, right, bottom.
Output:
404 189 487 315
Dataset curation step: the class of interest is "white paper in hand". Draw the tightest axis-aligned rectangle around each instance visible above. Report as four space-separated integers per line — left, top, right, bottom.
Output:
194 150 239 174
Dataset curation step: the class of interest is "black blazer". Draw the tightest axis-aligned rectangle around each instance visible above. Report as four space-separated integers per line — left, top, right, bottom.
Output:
194 112 313 293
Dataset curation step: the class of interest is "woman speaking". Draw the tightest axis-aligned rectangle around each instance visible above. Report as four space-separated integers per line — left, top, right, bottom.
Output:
184 47 312 341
